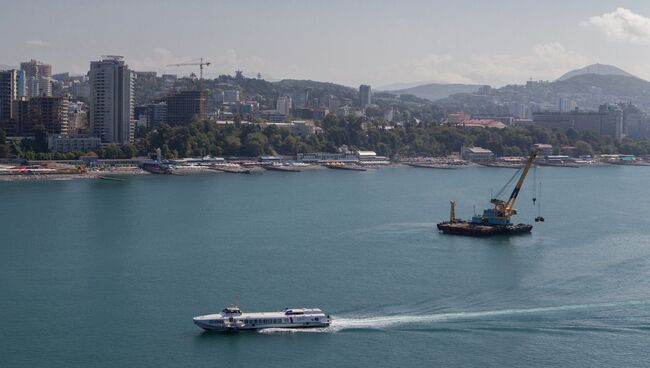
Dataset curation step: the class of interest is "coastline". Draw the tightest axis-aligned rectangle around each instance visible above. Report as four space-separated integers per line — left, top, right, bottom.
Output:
0 161 641 183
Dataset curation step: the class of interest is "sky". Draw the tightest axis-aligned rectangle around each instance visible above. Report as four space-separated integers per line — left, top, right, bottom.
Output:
3 0 650 88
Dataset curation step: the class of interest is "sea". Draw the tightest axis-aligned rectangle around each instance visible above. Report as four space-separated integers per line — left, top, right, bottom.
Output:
1 165 650 367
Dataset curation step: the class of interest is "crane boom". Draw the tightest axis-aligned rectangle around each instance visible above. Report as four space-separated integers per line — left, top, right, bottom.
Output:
167 57 211 90
489 149 538 219
505 149 538 211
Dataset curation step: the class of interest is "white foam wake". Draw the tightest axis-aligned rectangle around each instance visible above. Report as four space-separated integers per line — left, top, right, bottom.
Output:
328 300 647 331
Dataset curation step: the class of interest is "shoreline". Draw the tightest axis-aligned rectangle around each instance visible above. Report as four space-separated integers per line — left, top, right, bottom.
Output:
0 161 643 182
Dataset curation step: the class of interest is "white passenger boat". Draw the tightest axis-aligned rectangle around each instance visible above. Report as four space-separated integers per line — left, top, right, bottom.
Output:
193 306 331 331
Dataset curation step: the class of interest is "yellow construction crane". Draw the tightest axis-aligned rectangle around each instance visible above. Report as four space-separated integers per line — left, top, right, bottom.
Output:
167 58 211 90
489 149 539 220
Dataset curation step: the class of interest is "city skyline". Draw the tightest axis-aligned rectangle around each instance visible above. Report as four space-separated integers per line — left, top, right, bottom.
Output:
4 1 650 87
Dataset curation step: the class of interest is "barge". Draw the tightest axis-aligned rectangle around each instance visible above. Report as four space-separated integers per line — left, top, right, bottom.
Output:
437 149 539 237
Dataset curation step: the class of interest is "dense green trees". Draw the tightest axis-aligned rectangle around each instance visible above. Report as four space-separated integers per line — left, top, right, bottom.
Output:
6 115 650 161
136 116 650 159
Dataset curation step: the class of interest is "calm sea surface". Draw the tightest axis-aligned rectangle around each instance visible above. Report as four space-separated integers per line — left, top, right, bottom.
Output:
2 166 650 367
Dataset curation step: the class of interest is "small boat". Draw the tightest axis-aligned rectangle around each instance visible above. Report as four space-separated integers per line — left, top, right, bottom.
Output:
262 164 301 172
193 306 331 332
97 175 125 181
324 163 367 171
208 164 251 174
140 162 174 174
406 163 460 169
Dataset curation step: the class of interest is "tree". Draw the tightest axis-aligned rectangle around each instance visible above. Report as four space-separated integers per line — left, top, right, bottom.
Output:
121 144 138 158
0 128 8 158
575 140 594 156
242 132 268 157
104 144 121 159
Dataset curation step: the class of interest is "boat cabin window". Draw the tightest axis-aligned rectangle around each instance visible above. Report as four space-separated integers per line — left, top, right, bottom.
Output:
284 311 304 315
222 307 241 314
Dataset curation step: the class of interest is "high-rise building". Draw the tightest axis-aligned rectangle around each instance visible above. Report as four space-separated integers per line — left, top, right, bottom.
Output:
16 70 26 97
146 102 168 129
276 96 292 115
359 84 372 107
28 76 53 97
165 90 205 125
0 70 18 135
20 59 52 80
89 56 135 145
20 59 52 96
19 96 69 136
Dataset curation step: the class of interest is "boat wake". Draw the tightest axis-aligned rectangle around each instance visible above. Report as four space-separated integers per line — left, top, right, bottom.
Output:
258 300 648 334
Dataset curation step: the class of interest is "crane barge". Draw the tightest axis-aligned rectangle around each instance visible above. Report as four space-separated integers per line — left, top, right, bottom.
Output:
437 150 539 236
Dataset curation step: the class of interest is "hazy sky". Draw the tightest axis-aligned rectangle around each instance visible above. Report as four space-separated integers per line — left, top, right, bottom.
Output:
3 0 650 88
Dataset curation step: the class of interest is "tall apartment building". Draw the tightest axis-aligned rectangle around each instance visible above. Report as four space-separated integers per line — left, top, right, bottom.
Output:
89 56 135 145
146 101 168 129
165 90 205 125
276 96 292 115
359 84 372 107
0 70 18 135
19 96 69 136
20 59 53 97
16 70 26 97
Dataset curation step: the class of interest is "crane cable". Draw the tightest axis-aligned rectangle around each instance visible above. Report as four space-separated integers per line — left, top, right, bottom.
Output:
494 166 522 199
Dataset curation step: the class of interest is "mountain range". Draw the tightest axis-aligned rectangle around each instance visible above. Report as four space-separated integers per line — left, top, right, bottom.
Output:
387 83 484 102
381 64 642 102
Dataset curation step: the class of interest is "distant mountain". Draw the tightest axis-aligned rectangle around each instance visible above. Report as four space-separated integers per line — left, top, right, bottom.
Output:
557 64 637 81
555 74 650 97
0 64 18 71
390 83 483 101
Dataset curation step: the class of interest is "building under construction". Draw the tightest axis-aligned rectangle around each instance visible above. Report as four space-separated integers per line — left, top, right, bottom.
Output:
165 90 206 126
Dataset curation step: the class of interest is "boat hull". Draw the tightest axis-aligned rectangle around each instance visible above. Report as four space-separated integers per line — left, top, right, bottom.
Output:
193 319 330 332
437 221 532 236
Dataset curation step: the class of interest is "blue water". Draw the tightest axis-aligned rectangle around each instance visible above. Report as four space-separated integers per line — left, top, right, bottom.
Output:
2 166 650 367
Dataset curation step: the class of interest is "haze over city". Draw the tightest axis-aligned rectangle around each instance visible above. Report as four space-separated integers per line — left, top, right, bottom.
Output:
4 0 650 87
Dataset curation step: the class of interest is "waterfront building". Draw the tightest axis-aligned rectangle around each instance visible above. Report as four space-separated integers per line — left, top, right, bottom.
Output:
20 96 69 135
89 56 135 145
359 84 371 107
533 105 623 142
461 146 494 163
48 134 101 152
165 90 205 125
532 143 554 157
276 96 292 116
297 152 358 162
